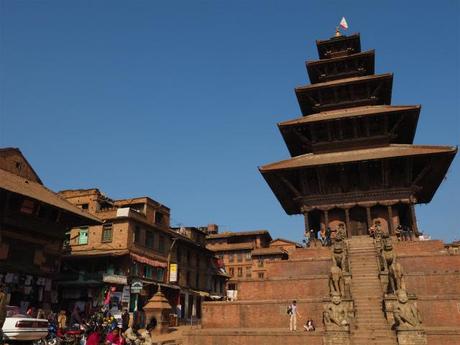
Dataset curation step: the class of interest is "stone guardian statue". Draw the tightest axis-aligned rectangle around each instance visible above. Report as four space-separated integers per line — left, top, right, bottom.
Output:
393 289 422 330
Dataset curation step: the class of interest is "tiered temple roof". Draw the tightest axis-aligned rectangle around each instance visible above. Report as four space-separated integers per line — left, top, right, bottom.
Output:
259 32 456 235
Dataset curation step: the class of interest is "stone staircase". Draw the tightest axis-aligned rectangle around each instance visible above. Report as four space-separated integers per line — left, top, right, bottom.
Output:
348 236 397 345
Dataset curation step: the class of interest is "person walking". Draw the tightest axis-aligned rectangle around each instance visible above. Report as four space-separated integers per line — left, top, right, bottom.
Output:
319 228 327 246
304 229 311 248
288 300 301 331
121 309 130 332
326 227 332 246
309 228 316 247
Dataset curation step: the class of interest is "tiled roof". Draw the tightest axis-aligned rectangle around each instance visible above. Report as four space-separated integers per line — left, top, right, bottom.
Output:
295 73 393 91
278 105 420 126
0 168 101 224
251 247 288 256
207 230 271 240
206 243 254 252
271 238 303 247
259 144 457 172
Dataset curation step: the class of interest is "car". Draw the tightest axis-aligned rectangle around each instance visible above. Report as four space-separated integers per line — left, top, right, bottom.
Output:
2 306 49 342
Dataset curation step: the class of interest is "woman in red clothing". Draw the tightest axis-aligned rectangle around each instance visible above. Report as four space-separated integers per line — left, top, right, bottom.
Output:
106 327 125 345
86 326 102 345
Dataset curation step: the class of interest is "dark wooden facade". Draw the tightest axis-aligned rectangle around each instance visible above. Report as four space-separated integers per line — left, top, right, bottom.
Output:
260 33 457 237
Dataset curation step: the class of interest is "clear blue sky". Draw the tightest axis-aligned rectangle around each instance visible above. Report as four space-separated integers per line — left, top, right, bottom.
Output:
1 1 459 243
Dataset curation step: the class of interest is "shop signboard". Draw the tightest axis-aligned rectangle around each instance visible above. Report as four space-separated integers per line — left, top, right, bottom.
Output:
121 286 130 303
169 263 178 282
102 274 128 285
131 280 143 294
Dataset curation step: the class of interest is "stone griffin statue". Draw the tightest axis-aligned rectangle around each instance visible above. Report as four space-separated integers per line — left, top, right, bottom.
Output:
389 260 406 293
393 289 422 330
379 235 406 293
380 235 396 272
332 238 348 272
323 292 350 331
329 262 345 297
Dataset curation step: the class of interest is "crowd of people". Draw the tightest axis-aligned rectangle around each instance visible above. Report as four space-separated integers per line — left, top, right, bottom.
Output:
304 221 416 248
369 222 415 241
304 224 347 248
9 303 157 345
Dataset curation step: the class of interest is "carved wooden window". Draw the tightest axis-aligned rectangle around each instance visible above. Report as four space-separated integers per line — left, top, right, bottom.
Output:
102 223 113 243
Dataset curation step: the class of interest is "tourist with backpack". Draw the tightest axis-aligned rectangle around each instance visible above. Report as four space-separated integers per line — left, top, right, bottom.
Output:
287 300 301 331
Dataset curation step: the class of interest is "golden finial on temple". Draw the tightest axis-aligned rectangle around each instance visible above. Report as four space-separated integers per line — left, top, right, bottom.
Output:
335 26 341 37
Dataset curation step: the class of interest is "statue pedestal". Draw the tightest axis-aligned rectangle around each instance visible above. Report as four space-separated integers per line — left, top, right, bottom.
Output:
396 329 427 345
323 330 350 345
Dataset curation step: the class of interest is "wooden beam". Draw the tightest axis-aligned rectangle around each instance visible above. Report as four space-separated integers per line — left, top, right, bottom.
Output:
364 117 370 137
412 163 431 186
279 175 301 198
292 128 311 145
338 120 344 140
405 158 413 186
315 168 324 194
352 118 358 138
327 122 332 141
389 114 405 136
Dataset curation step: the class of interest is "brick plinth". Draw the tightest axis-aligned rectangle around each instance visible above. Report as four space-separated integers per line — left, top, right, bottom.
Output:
183 328 323 345
396 329 427 345
425 327 460 345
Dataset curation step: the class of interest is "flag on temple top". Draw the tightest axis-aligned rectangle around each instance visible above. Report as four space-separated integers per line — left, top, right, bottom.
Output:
340 17 348 30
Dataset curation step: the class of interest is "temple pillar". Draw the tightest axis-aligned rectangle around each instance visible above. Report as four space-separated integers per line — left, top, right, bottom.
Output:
324 210 329 230
365 207 372 228
304 211 310 234
410 204 419 236
387 206 394 235
344 208 351 238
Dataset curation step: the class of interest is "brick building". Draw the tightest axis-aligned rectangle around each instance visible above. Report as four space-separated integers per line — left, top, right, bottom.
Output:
0 148 101 311
205 230 297 298
58 189 226 321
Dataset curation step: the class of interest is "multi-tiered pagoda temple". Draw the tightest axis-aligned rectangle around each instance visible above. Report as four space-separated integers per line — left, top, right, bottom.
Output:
260 33 457 238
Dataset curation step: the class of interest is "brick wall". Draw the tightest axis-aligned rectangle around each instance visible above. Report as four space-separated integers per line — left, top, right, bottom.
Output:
201 299 324 329
237 276 328 300
394 240 445 255
398 255 460 273
267 258 331 277
405 273 460 296
417 297 460 327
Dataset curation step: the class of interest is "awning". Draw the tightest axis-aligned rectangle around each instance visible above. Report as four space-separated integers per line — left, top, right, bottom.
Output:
138 279 181 290
130 253 167 268
191 290 210 297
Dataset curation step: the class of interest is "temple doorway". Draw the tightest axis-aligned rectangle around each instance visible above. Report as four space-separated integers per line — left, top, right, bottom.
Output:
349 206 368 236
